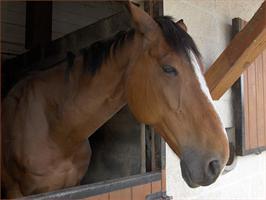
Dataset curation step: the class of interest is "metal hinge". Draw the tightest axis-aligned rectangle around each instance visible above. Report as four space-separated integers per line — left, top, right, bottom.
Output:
146 192 173 200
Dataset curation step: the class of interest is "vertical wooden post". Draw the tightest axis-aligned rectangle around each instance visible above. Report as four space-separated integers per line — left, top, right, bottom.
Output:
25 1 53 49
232 18 246 156
144 0 163 17
140 123 146 173
151 127 156 171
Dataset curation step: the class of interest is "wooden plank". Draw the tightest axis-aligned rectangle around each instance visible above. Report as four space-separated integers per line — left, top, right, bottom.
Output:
264 51 266 146
52 19 81 35
25 1 52 48
1 1 26 15
161 170 166 192
109 188 131 200
232 18 247 155
151 128 156 171
84 193 109 200
247 63 258 149
2 23 26 44
140 123 146 173
2 42 25 54
205 1 266 100
234 18 266 155
151 180 161 193
243 71 250 150
26 172 161 199
52 2 122 28
52 31 65 40
255 54 265 147
144 0 163 17
53 2 121 19
1 10 26 26
132 183 151 200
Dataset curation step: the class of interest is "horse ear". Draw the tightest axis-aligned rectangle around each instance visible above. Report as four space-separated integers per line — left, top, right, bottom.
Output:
176 19 187 32
126 2 159 41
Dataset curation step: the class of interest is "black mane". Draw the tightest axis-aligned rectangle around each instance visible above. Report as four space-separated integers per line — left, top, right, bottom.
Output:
154 16 201 60
74 16 200 75
81 29 135 75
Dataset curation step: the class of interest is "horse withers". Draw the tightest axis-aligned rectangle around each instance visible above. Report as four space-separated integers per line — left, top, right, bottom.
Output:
1 2 229 198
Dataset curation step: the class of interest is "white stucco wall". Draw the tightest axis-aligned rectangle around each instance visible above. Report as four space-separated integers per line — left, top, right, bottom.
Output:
166 147 266 200
164 0 266 199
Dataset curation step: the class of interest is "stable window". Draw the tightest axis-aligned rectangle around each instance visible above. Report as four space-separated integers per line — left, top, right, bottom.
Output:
2 1 167 199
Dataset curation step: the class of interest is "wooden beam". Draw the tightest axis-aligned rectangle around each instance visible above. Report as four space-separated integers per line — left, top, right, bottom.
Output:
25 1 53 49
26 172 161 199
231 18 247 156
205 1 266 100
144 0 163 17
140 123 146 173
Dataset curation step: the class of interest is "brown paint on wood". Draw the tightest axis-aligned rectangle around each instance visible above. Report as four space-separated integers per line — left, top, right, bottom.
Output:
255 54 265 147
243 70 250 149
264 51 266 145
161 169 166 191
151 180 161 193
234 18 266 155
109 188 131 200
84 193 109 200
247 63 258 149
132 183 151 200
205 1 266 100
144 0 163 17
243 50 266 150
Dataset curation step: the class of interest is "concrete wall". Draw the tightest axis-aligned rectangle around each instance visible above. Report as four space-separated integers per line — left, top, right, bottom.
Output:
164 0 266 199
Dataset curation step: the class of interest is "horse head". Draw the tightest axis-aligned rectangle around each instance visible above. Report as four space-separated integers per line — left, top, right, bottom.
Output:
125 3 229 188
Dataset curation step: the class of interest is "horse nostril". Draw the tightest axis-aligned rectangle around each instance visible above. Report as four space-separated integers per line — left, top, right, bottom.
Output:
207 159 220 177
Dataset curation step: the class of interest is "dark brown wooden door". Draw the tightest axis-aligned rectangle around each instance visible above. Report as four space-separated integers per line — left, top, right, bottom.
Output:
233 18 266 155
241 50 266 153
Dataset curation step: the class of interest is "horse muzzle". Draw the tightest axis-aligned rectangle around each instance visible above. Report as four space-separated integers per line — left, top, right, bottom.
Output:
180 149 223 188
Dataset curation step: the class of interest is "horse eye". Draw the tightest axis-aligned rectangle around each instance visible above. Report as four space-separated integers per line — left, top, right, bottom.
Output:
162 65 177 76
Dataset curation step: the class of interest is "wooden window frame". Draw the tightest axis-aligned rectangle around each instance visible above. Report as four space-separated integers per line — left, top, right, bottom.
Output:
25 172 162 199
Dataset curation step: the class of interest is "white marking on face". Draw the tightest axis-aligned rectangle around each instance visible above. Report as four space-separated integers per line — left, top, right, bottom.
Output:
189 51 228 137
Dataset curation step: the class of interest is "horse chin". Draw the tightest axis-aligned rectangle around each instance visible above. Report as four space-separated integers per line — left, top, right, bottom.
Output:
180 160 200 188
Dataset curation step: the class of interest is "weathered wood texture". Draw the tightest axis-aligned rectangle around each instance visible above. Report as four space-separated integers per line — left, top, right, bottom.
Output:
232 18 266 156
1 1 27 60
205 1 266 100
161 169 166 192
144 0 163 17
1 2 124 61
25 172 163 200
83 182 157 200
109 188 131 200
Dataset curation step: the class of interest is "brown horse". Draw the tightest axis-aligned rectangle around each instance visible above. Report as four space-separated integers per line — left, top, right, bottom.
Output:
1 3 229 198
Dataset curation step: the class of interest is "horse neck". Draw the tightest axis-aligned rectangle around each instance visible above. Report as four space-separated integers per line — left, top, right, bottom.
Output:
52 36 137 150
